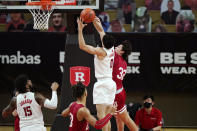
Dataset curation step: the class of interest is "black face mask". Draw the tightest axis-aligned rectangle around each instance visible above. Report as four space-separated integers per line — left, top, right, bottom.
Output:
144 102 152 108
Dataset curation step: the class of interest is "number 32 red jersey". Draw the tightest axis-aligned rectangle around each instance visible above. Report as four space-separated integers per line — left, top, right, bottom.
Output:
69 102 89 131
112 52 127 90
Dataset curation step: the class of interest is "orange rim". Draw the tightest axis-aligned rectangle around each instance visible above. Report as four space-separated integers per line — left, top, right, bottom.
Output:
26 1 56 10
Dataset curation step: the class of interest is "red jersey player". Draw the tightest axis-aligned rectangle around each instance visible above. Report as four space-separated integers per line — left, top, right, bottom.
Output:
61 82 117 131
12 110 20 131
113 40 138 131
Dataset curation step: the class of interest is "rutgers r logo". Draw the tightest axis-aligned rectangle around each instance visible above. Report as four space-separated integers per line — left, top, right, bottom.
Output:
75 72 85 82
70 66 90 86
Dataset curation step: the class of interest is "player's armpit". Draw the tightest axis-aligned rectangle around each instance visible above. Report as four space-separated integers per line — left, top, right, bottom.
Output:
35 92 46 107
2 97 16 118
95 47 107 58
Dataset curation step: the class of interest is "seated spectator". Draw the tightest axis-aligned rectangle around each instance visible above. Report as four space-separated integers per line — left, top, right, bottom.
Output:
145 0 162 10
6 13 25 32
107 19 126 32
48 13 66 32
132 7 152 32
135 95 163 131
161 0 180 14
98 12 110 32
176 10 195 33
184 0 197 10
122 0 132 24
154 24 167 32
161 0 179 24
117 0 136 24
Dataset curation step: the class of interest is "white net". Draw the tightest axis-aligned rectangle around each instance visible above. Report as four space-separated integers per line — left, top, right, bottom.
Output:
28 5 55 30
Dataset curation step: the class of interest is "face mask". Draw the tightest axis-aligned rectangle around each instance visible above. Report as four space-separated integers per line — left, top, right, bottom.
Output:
144 102 152 108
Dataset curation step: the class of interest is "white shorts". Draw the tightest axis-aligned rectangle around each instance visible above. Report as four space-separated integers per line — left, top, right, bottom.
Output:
93 78 116 105
21 125 46 131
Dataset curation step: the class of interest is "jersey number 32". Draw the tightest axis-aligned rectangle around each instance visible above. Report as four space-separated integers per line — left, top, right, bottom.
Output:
117 67 126 80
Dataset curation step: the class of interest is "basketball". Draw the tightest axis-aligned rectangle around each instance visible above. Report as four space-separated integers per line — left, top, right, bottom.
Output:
80 8 95 23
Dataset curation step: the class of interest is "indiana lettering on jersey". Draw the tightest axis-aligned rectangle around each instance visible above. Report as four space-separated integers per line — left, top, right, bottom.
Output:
20 99 32 106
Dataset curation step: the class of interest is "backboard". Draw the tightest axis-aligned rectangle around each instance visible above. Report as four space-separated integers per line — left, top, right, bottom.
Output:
0 0 103 12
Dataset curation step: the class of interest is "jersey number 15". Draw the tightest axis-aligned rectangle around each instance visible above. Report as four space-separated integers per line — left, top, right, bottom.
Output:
23 106 32 117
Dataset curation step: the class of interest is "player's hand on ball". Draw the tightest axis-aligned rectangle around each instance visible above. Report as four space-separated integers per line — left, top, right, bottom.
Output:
77 17 87 31
93 16 101 24
51 82 59 91
93 16 103 33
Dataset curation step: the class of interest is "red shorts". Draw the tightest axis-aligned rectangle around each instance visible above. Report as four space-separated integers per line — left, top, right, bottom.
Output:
114 87 126 114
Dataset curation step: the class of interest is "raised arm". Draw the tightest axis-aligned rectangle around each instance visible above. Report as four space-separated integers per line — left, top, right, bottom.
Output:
35 82 59 109
93 16 106 41
2 97 16 118
78 105 116 129
77 18 105 57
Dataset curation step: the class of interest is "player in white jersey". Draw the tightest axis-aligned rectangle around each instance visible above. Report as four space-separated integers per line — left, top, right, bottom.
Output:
77 17 116 131
2 74 59 131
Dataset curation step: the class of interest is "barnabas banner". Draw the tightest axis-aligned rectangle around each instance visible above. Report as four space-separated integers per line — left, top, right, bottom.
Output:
0 32 65 93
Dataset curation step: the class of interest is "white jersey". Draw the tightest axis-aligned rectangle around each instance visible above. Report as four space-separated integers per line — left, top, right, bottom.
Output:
17 92 44 129
94 46 115 79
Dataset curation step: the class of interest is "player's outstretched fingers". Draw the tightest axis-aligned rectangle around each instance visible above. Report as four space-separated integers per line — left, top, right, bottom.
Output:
51 82 59 91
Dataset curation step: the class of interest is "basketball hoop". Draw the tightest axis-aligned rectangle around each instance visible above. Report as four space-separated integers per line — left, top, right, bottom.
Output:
26 0 56 30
